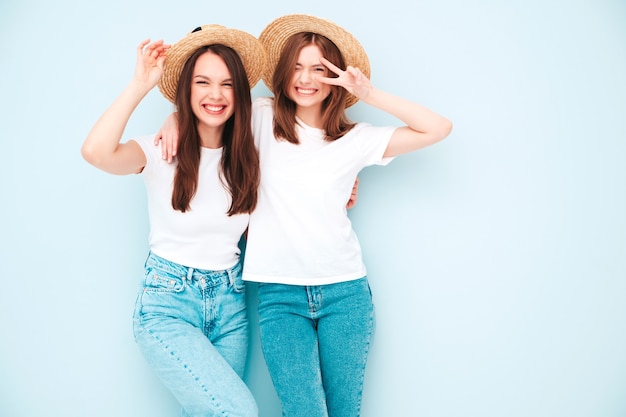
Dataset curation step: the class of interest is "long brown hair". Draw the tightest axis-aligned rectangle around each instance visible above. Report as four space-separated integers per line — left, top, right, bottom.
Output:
172 45 259 215
272 32 357 144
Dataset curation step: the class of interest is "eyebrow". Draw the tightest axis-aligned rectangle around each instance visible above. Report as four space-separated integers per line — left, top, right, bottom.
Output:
295 62 325 69
193 74 233 82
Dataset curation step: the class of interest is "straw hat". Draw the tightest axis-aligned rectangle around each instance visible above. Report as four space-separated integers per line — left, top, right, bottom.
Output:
158 24 267 103
258 14 370 107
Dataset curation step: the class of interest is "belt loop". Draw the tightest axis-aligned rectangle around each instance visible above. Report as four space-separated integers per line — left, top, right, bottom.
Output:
227 266 234 287
186 266 194 282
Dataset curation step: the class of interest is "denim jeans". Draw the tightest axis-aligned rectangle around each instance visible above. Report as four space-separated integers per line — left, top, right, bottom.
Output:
133 252 257 417
257 278 375 417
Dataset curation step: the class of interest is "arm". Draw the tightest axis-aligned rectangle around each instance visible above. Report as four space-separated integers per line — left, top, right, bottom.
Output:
156 115 360 204
81 39 169 175
318 57 452 158
346 177 359 209
153 112 179 163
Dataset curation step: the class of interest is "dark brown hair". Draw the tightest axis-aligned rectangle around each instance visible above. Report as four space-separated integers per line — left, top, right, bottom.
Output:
272 32 356 144
172 45 259 215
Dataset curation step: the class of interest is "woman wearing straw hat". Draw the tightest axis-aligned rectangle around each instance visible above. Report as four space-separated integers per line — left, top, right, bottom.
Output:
81 24 266 416
249 15 450 417
158 13 452 417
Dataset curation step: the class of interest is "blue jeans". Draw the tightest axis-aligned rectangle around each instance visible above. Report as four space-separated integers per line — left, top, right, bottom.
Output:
257 278 375 417
133 252 257 417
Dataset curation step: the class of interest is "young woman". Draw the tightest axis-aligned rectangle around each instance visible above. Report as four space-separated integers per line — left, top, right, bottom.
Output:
157 14 452 417
81 24 266 416
250 15 452 417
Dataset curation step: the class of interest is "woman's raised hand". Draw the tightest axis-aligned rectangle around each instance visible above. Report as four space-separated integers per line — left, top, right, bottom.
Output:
317 57 372 102
134 39 170 89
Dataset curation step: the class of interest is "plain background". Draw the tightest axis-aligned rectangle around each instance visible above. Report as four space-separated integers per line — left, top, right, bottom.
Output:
1 0 625 416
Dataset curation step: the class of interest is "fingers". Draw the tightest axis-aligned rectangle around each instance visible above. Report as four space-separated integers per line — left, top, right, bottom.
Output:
138 38 151 48
155 131 176 163
163 138 170 162
320 58 363 79
137 39 150 60
139 39 170 59
138 39 157 55
316 58 367 89
168 137 178 163
316 75 342 86
320 57 342 75
162 133 177 163
346 192 357 209
346 66 363 81
165 138 173 163
346 177 360 209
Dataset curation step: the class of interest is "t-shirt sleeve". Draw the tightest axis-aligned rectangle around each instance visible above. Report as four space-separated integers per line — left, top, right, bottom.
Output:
352 123 397 167
130 134 160 176
252 97 274 149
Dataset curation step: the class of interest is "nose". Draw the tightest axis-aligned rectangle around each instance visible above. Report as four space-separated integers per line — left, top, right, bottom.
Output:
207 84 222 98
300 68 314 83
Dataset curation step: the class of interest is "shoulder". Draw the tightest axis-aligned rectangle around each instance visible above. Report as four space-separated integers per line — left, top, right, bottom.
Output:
130 134 156 154
253 96 274 111
341 123 397 154
346 122 395 138
252 97 275 125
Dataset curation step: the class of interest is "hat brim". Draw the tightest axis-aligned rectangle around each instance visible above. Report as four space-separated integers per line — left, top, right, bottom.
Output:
159 25 267 103
258 14 370 108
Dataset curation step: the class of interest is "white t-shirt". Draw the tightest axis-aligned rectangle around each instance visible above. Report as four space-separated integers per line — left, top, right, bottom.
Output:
242 97 396 285
134 135 248 271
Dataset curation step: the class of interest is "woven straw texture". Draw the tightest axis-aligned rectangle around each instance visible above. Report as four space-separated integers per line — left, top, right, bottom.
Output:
158 24 267 103
258 14 370 108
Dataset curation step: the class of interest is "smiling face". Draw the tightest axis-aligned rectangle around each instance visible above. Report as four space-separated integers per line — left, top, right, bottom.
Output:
270 32 349 137
190 51 235 142
287 44 332 113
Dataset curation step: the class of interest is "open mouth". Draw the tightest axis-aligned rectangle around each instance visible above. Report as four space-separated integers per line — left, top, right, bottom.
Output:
203 104 227 113
296 87 317 96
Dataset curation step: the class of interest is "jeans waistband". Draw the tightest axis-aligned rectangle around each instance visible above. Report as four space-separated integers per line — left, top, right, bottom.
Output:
145 252 241 287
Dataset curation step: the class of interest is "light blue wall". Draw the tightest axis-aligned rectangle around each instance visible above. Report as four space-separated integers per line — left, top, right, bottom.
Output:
1 0 625 416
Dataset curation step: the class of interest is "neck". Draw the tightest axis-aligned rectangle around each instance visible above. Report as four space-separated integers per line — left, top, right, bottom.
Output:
197 124 224 148
296 105 323 129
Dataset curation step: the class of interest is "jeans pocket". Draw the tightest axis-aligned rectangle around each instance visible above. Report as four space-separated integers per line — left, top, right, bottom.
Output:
143 267 186 293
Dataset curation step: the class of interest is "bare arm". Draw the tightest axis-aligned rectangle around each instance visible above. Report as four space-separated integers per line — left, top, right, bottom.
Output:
153 112 179 163
346 177 359 209
318 57 452 158
81 39 169 174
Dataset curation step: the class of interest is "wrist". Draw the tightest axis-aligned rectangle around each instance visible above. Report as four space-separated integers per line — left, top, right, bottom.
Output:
128 78 155 96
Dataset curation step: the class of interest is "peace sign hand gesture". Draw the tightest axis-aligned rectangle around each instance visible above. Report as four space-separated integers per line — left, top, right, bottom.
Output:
316 57 372 102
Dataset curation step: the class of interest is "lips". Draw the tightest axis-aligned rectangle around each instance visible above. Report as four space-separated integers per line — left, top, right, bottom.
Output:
202 104 227 113
296 87 317 96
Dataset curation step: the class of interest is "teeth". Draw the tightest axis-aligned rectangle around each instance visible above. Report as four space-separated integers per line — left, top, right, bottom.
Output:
297 88 316 95
205 105 225 111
